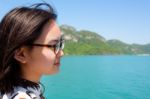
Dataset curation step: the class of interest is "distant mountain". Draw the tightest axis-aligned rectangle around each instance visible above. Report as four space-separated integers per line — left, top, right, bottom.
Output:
60 25 150 55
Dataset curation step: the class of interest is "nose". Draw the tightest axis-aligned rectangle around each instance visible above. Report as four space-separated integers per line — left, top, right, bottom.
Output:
60 50 64 57
57 50 64 57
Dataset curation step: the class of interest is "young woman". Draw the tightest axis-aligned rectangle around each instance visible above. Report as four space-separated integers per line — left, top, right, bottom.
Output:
0 3 64 99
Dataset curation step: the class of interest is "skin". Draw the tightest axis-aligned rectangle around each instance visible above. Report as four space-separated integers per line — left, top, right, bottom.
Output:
14 20 64 83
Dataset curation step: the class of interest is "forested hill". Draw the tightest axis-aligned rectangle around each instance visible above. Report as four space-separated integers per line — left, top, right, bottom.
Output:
60 25 150 55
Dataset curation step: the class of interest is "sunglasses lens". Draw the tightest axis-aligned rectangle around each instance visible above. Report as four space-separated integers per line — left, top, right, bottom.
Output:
61 41 65 49
55 40 65 54
55 43 60 54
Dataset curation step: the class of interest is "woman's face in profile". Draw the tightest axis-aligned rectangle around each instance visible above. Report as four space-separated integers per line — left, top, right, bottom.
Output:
24 20 64 77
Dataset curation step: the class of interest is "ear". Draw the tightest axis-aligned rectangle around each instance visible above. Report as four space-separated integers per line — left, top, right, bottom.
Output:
14 47 28 64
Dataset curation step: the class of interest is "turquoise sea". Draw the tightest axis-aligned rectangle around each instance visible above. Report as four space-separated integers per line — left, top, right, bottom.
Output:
41 56 150 99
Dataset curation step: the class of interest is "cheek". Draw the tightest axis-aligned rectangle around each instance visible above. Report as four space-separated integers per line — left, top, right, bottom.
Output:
30 48 56 74
41 48 55 64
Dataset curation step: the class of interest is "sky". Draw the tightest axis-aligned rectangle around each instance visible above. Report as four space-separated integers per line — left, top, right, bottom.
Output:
0 0 150 44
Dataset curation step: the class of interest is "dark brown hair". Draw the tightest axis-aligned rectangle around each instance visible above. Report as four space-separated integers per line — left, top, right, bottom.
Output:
0 3 57 94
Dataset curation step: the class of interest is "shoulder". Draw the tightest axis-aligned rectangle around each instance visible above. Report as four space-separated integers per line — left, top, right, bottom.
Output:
1 86 42 99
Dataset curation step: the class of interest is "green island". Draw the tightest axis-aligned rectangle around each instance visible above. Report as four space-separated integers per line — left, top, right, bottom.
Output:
61 25 150 55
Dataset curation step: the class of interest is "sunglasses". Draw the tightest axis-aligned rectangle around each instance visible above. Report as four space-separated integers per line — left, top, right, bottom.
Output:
27 39 65 54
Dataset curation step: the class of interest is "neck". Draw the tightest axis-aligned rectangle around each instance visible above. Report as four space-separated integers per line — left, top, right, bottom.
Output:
21 65 42 83
21 74 41 83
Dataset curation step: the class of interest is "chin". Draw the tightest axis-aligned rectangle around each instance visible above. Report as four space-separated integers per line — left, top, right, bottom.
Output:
45 70 59 75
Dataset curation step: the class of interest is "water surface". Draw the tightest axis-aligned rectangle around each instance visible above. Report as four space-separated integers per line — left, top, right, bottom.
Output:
41 55 150 99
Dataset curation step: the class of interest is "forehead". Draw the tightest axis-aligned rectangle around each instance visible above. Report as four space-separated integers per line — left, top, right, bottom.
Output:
36 21 62 43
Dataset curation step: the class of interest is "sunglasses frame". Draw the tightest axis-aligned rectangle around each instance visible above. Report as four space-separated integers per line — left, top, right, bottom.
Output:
27 39 65 54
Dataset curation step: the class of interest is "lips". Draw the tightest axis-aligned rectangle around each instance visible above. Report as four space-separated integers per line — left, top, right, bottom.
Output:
54 59 60 66
54 62 60 66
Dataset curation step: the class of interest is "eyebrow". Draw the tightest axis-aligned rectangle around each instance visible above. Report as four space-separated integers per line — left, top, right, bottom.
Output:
48 35 64 43
48 39 59 44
